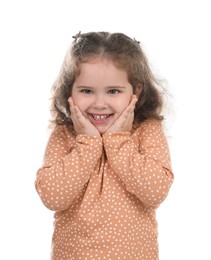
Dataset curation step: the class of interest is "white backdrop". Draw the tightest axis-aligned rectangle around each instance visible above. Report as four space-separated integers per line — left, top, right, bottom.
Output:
0 0 210 259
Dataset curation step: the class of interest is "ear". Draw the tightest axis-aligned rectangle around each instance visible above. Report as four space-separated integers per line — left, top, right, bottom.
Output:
134 84 142 98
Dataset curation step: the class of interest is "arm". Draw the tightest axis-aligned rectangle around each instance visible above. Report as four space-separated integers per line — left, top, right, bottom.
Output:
35 125 102 211
103 119 174 208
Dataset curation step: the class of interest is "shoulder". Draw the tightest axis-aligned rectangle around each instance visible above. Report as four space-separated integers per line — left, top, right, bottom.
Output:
135 118 163 133
132 119 167 144
48 124 76 144
51 124 74 136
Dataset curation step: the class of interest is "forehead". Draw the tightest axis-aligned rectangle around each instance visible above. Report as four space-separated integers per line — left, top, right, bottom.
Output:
75 57 129 84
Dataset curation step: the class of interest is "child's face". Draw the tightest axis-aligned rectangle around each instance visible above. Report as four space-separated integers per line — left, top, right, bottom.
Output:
71 58 133 134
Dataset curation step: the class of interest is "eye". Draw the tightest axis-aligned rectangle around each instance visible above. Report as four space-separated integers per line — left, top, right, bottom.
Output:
81 89 93 94
108 89 120 94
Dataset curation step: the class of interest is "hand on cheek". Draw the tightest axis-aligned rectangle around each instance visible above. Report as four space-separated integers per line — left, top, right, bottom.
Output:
68 97 100 136
106 95 138 133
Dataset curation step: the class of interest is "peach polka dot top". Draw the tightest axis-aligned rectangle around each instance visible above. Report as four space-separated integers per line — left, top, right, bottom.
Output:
35 119 174 260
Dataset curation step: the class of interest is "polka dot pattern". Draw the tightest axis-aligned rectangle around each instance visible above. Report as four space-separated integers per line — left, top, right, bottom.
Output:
35 119 174 259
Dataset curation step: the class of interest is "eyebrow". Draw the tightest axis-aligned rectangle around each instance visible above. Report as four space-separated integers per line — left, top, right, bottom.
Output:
107 86 127 89
75 85 127 89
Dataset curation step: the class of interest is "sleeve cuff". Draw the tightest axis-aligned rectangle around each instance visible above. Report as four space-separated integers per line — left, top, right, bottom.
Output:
102 131 131 150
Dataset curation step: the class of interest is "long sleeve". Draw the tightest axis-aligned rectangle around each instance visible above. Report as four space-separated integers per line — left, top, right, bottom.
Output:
35 125 102 211
103 119 174 208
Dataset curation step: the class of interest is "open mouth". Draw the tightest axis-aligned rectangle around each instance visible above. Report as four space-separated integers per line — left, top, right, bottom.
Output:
92 114 110 120
88 113 113 122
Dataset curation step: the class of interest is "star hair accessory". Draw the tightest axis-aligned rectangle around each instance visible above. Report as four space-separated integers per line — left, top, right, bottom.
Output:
72 31 82 43
133 37 140 44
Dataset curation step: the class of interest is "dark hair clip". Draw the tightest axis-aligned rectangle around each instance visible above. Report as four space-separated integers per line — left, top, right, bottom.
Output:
134 38 140 44
72 31 82 42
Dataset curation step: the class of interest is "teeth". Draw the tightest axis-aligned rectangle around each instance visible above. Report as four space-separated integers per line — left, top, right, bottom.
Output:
92 114 109 120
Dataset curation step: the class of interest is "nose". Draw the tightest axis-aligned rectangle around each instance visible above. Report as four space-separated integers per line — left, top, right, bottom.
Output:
93 94 107 109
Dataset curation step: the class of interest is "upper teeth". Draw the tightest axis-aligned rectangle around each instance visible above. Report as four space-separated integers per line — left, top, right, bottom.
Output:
92 114 108 120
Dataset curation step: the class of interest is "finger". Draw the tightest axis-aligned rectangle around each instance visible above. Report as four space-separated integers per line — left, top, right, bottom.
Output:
74 105 83 119
123 96 137 115
68 97 74 111
69 98 82 120
69 98 80 126
68 96 74 102
130 95 138 107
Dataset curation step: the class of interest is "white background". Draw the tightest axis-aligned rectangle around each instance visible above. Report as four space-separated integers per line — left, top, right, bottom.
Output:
0 0 211 259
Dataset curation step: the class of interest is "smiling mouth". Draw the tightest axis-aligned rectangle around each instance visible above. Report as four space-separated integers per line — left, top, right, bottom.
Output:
89 114 112 121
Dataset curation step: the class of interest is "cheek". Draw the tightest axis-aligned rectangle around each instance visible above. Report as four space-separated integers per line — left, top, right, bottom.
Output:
73 99 84 111
72 91 82 105
72 95 80 106
72 95 90 114
115 95 132 112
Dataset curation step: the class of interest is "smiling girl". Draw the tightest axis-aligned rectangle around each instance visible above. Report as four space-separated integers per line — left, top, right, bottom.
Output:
70 58 138 136
35 31 174 260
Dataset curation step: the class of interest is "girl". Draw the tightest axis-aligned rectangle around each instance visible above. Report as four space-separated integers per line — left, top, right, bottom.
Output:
35 31 174 260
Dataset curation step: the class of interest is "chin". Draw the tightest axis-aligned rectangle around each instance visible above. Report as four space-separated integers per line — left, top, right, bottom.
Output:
98 130 106 135
96 127 108 135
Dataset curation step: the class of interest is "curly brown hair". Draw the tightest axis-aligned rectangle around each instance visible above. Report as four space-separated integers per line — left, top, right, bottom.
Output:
50 31 166 130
